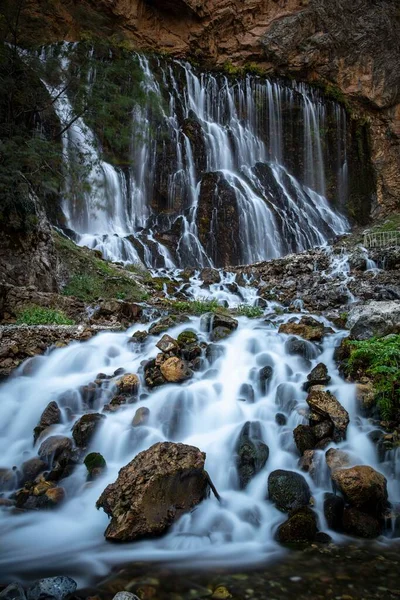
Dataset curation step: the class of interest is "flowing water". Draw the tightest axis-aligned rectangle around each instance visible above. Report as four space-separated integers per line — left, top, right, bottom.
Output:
0 274 398 586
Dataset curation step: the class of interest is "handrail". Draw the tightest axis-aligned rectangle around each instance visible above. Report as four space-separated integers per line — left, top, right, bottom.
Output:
363 231 400 248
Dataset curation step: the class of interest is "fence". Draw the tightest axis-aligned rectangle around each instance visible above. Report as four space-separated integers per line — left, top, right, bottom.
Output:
363 230 400 248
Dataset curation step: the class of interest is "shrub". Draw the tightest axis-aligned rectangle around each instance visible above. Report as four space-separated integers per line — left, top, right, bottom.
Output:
16 305 74 325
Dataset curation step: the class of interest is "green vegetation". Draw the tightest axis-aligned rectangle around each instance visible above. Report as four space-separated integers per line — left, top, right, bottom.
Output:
55 232 148 303
368 213 400 233
16 305 74 325
165 298 227 315
346 335 400 421
235 304 264 318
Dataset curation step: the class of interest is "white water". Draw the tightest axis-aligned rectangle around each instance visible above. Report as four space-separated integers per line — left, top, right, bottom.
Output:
0 276 397 585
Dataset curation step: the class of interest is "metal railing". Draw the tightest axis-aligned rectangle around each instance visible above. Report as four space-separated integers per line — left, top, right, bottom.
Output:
363 230 400 248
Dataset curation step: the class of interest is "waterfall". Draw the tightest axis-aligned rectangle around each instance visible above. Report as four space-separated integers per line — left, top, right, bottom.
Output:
38 46 351 268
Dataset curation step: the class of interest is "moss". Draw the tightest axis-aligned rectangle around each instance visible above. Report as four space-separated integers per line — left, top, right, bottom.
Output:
16 305 74 325
177 330 198 345
84 452 106 473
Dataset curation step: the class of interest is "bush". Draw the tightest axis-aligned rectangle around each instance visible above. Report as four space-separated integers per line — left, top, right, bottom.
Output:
16 305 74 325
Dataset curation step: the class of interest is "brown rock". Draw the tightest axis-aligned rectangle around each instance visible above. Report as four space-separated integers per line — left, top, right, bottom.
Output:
293 424 316 455
342 506 382 538
38 435 73 464
116 373 140 395
96 442 209 541
33 401 62 443
72 413 106 448
45 486 66 506
160 357 193 383
156 334 179 354
325 448 351 472
332 465 388 516
279 316 324 341
299 449 317 478
20 457 47 485
132 407 150 427
306 389 349 441
355 382 376 416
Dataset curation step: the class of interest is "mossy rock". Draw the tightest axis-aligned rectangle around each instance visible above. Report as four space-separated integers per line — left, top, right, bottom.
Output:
84 452 106 474
177 330 199 345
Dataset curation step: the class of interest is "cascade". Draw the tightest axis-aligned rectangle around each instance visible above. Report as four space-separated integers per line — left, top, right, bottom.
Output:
42 45 351 268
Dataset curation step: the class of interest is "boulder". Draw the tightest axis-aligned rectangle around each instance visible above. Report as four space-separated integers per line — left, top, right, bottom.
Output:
325 448 351 472
298 449 317 478
205 343 225 363
347 301 400 340
276 507 318 543
275 413 287 426
342 507 382 538
324 492 345 531
210 326 233 341
200 267 220 285
97 442 209 541
238 383 255 403
149 314 190 336
20 458 47 485
38 436 72 465
355 382 376 417
33 401 62 443
236 422 269 488
132 407 150 427
285 336 317 360
306 389 349 441
156 334 179 353
332 465 388 516
259 365 273 395
177 330 198 345
312 420 333 441
212 313 238 332
0 584 26 600
72 413 106 448
304 363 331 391
279 316 324 341
293 424 316 455
116 373 140 395
84 452 106 479
267 469 311 512
27 577 77 600
160 357 193 383
112 594 140 600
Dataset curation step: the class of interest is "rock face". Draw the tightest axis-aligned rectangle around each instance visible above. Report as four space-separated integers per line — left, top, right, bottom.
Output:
306 389 349 441
347 301 400 340
97 442 209 541
331 465 388 516
268 469 311 512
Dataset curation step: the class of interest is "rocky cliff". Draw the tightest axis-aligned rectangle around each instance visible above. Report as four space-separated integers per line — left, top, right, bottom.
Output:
14 0 400 214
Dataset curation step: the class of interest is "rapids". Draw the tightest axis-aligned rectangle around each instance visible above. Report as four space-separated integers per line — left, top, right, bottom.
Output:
0 273 398 586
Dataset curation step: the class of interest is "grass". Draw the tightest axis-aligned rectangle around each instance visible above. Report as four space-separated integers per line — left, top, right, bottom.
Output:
16 305 74 326
235 304 264 318
368 213 400 234
346 335 400 421
165 298 228 315
54 232 148 303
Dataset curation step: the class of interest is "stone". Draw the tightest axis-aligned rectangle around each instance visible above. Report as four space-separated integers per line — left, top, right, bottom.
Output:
275 413 287 426
177 330 198 345
293 424 316 455
298 449 317 478
72 413 106 447
116 373 140 395
355 382 376 417
236 422 269 489
342 507 382 538
325 448 351 472
199 267 220 285
313 420 333 441
132 406 150 427
44 486 66 506
131 330 148 344
267 469 311 512
160 356 193 383
324 492 345 531
20 458 47 485
332 465 388 516
285 336 317 360
304 362 331 391
205 343 225 363
306 389 349 441
238 383 255 403
27 577 77 600
259 365 273 394
347 301 400 340
276 506 318 543
112 594 140 600
279 316 324 341
156 334 179 353
149 315 190 336
84 452 106 478
33 401 62 442
0 584 26 600
38 436 72 464
210 326 232 341
212 313 238 331
97 442 209 541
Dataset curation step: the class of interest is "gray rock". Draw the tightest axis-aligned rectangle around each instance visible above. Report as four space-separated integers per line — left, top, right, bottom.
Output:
112 593 140 600
0 583 26 600
347 301 400 340
27 577 77 600
268 469 311 512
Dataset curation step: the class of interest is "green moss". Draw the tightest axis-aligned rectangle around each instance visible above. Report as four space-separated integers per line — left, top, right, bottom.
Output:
84 452 106 473
346 335 400 421
369 213 400 233
177 330 198 345
16 305 74 325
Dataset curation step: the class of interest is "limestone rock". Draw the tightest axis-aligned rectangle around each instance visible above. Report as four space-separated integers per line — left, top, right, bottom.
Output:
325 448 351 472
97 442 209 541
27 577 77 600
304 362 331 391
132 406 150 427
38 436 72 465
347 301 400 340
116 373 140 395
156 334 179 353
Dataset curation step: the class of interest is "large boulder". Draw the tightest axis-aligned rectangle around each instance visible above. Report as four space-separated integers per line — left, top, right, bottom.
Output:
342 506 382 538
33 401 62 443
293 424 316 455
72 413 106 448
160 357 193 383
267 469 311 512
347 301 400 340
116 373 140 395
306 389 349 441
323 492 345 531
96 442 209 541
325 448 351 472
276 506 318 543
332 465 388 516
236 422 269 488
38 436 72 465
279 316 324 341
20 458 47 486
148 315 190 336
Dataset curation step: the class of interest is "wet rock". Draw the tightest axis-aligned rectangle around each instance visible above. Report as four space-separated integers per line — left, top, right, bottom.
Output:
324 492 345 531
156 334 179 353
72 413 106 448
33 401 62 443
347 301 400 340
259 365 273 394
144 359 166 388
238 383 255 403
20 458 47 485
285 336 317 360
313 420 333 441
299 449 317 478
130 330 148 344
112 594 140 600
342 506 382 538
304 363 331 391
0 467 18 491
268 469 311 512
132 406 150 427
325 448 351 472
210 326 232 341
236 422 269 489
212 313 238 331
276 506 318 543
306 389 349 441
116 373 140 395
275 413 287 426
149 314 190 336
84 452 106 479
293 424 316 455
38 436 72 465
200 267 220 285
160 356 193 383
279 316 324 341
44 486 66 507
355 381 376 417
332 465 388 516
205 343 225 363
0 584 26 600
97 442 209 541
27 576 77 600
177 330 198 345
